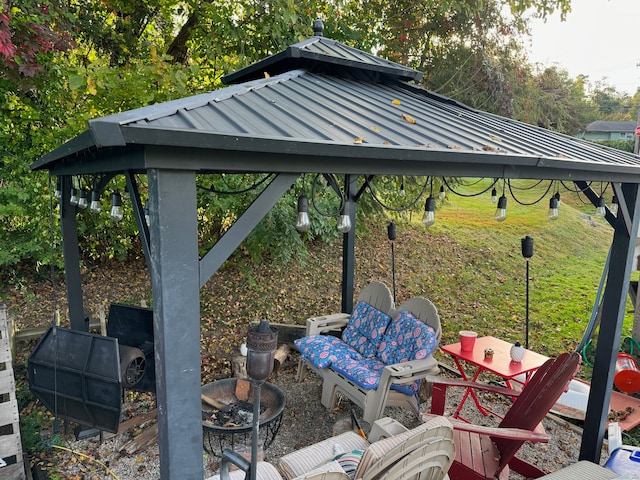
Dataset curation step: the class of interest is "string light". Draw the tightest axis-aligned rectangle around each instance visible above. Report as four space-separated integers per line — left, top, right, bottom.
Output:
494 195 507 222
548 197 559 220
422 195 436 227
295 194 310 233
110 192 123 222
595 196 606 217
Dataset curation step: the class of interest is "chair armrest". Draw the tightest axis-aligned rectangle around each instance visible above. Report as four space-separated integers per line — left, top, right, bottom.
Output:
219 449 251 480
452 422 549 443
421 414 548 443
305 313 350 335
291 461 351 480
380 357 440 386
423 374 521 415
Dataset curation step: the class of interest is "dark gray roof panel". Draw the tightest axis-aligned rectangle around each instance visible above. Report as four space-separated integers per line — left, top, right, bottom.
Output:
222 36 422 84
32 43 640 181
101 70 633 164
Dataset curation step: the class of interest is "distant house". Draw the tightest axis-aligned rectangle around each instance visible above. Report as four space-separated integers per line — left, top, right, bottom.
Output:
579 120 636 141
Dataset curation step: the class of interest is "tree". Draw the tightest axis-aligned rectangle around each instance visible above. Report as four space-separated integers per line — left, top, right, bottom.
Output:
0 0 576 269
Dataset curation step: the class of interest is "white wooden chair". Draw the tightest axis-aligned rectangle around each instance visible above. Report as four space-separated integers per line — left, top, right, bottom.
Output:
207 416 455 480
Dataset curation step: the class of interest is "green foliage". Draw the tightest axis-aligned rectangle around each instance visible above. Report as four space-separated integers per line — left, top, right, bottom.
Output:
595 139 634 153
0 0 604 270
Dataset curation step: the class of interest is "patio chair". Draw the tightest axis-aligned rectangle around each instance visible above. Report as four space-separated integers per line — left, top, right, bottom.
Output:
297 281 395 382
422 351 581 480
207 415 455 480
296 292 442 425
278 415 454 480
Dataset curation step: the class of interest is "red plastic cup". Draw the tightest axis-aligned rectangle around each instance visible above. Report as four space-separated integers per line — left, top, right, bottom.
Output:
460 330 477 351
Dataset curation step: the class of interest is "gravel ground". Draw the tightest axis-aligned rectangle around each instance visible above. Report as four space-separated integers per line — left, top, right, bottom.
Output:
50 356 609 479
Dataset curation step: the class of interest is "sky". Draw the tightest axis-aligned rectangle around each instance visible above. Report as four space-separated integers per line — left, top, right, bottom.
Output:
526 0 640 95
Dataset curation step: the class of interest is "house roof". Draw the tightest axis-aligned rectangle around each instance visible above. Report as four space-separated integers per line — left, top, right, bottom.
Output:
31 35 640 183
585 120 636 133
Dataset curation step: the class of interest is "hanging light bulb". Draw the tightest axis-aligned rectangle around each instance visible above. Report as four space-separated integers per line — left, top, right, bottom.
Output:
54 178 62 200
295 194 310 233
494 195 507 222
548 196 559 220
337 199 352 233
439 185 446 200
595 196 606 217
69 187 79 206
399 178 406 197
490 188 498 204
337 214 351 233
554 191 561 204
144 200 150 227
90 190 101 213
78 189 89 209
110 192 123 222
422 195 436 227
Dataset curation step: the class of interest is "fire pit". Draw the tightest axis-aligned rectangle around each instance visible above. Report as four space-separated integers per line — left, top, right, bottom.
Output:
201 378 285 457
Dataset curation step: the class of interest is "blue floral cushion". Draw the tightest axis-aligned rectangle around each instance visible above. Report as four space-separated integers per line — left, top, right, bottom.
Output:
330 356 415 395
376 310 438 365
341 301 392 357
331 357 386 389
294 335 362 369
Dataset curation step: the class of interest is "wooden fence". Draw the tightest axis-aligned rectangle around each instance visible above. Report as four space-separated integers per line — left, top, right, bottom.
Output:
0 305 25 480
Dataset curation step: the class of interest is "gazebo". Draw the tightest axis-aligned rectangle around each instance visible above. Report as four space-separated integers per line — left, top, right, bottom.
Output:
31 23 640 478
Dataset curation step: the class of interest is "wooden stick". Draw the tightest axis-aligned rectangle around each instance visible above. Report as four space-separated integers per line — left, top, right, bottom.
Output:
201 393 231 411
232 355 247 379
273 344 290 372
99 304 107 336
120 423 158 455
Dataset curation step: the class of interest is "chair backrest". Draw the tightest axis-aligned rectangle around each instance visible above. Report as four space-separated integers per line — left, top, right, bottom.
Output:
357 282 395 315
394 297 441 342
492 352 581 475
357 416 453 480
375 439 455 480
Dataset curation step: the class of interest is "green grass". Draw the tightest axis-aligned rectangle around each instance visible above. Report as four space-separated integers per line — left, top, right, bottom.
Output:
392 179 632 364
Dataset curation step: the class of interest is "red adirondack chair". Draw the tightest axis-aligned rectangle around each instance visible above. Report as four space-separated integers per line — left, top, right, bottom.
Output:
423 352 581 480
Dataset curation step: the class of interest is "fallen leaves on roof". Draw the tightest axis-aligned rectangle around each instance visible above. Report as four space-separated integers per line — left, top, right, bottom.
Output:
482 145 507 153
402 113 416 124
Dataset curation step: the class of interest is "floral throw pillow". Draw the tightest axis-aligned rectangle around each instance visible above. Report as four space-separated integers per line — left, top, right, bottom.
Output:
341 301 392 357
376 310 438 366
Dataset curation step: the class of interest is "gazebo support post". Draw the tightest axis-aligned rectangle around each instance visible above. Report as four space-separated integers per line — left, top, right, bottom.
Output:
60 174 86 330
341 174 357 314
148 168 203 479
580 182 640 462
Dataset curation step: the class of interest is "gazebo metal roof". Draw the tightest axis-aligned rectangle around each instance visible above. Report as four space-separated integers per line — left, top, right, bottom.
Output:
32 29 640 479
34 36 640 182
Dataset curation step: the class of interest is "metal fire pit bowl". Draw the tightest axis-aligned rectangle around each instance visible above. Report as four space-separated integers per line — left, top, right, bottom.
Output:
201 378 285 457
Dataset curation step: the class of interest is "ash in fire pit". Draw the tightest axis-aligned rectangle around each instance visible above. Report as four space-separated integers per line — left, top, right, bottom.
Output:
201 378 285 457
202 399 265 428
